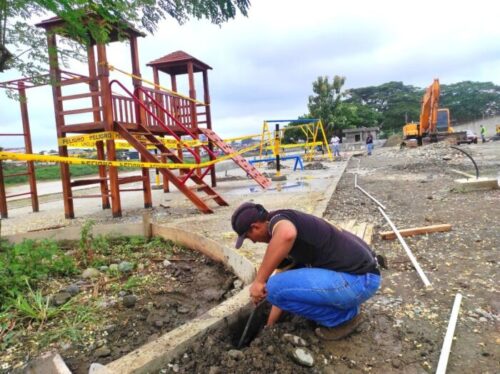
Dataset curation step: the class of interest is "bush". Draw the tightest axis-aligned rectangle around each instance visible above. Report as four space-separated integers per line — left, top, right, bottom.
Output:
0 239 77 309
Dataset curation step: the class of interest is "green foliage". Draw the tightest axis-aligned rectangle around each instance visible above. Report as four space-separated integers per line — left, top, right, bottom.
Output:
345 80 500 135
79 220 96 266
1 163 140 186
1 0 250 75
12 281 73 326
0 310 17 351
2 163 97 185
300 75 383 139
307 75 345 135
39 303 98 345
440 81 500 124
0 239 77 308
123 275 144 291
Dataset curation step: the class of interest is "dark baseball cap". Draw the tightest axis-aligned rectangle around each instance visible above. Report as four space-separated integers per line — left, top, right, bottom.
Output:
231 202 266 249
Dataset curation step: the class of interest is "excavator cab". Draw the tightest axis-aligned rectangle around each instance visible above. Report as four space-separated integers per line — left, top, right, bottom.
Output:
436 109 450 133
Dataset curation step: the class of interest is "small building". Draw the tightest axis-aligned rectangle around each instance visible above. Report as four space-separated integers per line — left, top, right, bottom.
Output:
342 127 380 144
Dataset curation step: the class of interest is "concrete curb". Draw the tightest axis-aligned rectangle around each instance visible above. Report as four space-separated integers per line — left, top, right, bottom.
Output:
4 222 143 244
104 287 252 374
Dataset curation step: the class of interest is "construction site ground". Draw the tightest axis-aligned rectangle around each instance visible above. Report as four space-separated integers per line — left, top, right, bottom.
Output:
2 143 499 373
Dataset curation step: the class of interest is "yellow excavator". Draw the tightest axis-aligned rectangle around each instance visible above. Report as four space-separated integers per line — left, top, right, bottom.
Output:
402 79 460 146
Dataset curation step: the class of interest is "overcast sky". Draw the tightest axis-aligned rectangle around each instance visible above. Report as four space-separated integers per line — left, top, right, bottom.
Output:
1 0 499 151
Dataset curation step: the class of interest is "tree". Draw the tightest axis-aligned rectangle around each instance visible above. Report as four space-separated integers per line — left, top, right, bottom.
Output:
346 81 500 134
346 81 422 135
0 0 250 74
307 75 345 134
440 81 500 124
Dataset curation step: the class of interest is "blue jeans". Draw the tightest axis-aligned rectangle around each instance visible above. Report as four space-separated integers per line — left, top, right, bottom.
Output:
367 143 373 155
266 268 380 327
333 144 340 157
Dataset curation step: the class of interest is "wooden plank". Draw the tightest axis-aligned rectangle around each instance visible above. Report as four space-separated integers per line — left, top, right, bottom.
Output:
355 222 367 240
364 224 374 245
380 224 452 240
59 92 101 101
342 219 356 233
71 178 107 187
60 107 102 116
58 77 92 86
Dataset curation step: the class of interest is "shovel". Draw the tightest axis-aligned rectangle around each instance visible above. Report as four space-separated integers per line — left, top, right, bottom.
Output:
237 301 265 349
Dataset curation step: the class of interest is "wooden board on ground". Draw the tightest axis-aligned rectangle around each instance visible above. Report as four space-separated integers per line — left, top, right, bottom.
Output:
380 223 452 240
329 219 374 245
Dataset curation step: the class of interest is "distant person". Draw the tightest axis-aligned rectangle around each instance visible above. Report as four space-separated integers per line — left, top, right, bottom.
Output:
480 125 486 143
331 135 341 158
366 132 374 155
231 202 381 339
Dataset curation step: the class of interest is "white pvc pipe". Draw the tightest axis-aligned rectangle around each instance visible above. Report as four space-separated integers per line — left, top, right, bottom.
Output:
436 293 463 374
377 207 432 287
356 185 387 210
354 173 358 188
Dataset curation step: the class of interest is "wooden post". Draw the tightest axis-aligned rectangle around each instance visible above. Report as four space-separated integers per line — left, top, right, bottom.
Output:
153 67 166 125
130 35 152 208
95 141 110 209
0 162 7 218
203 70 217 187
187 62 200 176
141 153 153 208
161 153 169 193
18 81 39 212
170 74 179 125
47 33 74 218
142 211 152 239
87 45 110 209
97 43 122 217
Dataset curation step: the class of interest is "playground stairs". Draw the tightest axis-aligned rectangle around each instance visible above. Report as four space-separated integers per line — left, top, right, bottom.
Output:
199 129 272 189
115 122 228 214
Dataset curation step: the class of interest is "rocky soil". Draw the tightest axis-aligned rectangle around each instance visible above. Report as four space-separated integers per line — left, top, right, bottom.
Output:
162 142 499 373
1 238 237 374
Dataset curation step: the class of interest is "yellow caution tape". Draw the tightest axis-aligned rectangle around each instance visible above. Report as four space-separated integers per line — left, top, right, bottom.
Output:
106 64 207 107
0 142 266 170
59 131 263 150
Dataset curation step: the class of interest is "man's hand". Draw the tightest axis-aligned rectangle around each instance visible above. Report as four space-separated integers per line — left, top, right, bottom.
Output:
249 281 267 305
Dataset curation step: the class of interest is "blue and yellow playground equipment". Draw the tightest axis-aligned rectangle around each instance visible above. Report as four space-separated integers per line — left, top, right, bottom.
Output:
253 119 332 176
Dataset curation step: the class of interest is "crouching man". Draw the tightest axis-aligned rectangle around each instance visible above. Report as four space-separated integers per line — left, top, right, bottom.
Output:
231 202 381 340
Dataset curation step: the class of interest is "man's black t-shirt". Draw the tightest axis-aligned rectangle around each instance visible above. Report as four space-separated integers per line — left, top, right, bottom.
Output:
268 209 377 275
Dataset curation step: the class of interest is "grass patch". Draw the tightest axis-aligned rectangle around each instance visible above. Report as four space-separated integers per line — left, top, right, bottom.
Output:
2 163 140 186
0 224 188 369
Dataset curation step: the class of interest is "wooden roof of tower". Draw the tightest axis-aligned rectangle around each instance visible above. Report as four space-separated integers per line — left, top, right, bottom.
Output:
147 51 212 75
35 14 145 43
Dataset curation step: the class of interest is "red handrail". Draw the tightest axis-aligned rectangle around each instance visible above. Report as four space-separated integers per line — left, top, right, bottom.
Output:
136 86 218 159
109 80 206 184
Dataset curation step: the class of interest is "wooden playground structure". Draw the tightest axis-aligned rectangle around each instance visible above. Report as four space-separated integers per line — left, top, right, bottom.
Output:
0 15 271 218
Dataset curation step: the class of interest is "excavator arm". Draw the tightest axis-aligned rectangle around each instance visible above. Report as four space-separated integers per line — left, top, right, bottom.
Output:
418 79 440 137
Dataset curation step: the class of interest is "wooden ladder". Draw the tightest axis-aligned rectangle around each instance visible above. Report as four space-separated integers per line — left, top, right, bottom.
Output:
200 128 272 189
115 122 228 213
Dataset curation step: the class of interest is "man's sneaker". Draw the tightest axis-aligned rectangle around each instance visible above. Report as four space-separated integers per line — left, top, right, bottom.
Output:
315 313 366 341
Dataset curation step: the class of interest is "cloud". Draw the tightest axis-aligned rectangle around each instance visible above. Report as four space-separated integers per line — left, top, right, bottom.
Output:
1 0 499 149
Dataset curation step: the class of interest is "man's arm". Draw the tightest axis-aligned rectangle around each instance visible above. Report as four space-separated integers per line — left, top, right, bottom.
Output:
249 220 297 304
266 305 283 326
